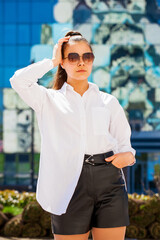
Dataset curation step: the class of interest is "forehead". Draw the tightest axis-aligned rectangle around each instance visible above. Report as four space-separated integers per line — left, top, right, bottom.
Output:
64 41 91 54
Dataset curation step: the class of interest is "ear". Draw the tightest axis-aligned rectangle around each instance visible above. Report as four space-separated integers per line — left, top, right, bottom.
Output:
60 60 64 69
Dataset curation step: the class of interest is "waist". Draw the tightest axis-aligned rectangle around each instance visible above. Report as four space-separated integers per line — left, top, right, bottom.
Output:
83 150 114 166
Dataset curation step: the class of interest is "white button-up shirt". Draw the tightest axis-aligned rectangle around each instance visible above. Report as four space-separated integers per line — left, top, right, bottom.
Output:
9 58 136 215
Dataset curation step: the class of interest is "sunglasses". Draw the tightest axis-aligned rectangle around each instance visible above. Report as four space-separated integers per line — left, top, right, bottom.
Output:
63 52 95 64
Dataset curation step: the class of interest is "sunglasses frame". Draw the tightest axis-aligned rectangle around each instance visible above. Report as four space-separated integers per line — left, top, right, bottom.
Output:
63 52 95 64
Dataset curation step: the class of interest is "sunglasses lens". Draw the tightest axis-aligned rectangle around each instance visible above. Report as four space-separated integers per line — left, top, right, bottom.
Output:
83 53 94 63
67 52 94 64
68 53 79 63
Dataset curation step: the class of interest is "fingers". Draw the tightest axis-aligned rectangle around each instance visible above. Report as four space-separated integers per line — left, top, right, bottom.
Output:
57 36 71 46
52 36 71 66
105 155 117 162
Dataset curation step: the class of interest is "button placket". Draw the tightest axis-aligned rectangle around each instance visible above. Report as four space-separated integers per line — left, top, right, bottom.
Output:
79 96 88 153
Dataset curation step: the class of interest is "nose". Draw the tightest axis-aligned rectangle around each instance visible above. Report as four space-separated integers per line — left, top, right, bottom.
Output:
77 56 85 65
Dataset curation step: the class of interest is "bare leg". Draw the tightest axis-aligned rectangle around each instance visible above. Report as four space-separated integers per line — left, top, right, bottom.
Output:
54 230 90 240
92 226 126 240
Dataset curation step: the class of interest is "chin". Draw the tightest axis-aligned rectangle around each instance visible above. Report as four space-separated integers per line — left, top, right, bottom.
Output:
77 77 89 81
75 74 90 80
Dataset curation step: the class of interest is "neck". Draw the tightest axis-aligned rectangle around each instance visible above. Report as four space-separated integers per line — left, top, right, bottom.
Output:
67 79 89 96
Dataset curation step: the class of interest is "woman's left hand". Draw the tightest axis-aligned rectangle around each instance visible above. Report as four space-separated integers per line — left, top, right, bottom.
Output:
105 152 135 168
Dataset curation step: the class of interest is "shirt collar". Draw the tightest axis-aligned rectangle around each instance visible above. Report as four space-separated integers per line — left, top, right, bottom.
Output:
59 81 99 95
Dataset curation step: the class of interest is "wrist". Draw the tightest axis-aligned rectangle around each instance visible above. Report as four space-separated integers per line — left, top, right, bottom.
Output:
51 58 58 68
51 59 55 68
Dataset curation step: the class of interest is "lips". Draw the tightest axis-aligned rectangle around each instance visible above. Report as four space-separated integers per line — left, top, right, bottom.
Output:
77 70 87 72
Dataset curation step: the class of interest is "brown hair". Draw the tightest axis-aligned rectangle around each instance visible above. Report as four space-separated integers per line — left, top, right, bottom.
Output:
52 30 93 90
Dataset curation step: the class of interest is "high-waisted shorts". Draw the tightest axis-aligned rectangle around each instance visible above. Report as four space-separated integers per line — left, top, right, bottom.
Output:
50 151 130 235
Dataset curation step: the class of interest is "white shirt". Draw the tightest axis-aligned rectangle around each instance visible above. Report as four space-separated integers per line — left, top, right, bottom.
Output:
9 58 136 215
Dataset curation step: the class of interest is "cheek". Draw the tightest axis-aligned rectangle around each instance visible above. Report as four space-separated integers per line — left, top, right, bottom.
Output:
65 66 76 76
87 65 93 74
63 64 74 74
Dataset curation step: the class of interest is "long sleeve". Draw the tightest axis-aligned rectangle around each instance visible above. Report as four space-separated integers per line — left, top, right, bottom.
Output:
109 97 136 166
9 58 54 113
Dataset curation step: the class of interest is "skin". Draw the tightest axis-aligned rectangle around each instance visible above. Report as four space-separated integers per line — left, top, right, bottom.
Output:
51 36 135 240
60 41 93 96
52 36 92 96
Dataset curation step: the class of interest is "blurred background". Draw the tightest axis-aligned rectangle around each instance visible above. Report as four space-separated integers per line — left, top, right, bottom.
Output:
0 0 160 196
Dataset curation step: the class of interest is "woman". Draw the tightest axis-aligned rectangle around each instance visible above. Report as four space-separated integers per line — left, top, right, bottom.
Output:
10 30 136 240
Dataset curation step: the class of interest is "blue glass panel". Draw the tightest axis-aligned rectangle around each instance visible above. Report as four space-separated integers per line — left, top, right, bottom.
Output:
4 67 17 88
0 25 3 45
31 24 41 44
0 68 3 88
31 1 53 23
4 1 17 23
4 24 16 45
17 1 31 23
52 23 73 44
4 46 16 66
0 1 3 23
157 0 160 7
73 4 92 24
18 24 30 44
16 154 30 185
0 46 3 66
30 44 52 62
0 89 2 110
17 46 30 67
4 154 17 185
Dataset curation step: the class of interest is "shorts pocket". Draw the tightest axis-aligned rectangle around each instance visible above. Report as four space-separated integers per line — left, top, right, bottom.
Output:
91 106 110 135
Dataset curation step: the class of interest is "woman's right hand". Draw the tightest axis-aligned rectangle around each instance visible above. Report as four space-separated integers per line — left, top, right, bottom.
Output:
52 36 71 67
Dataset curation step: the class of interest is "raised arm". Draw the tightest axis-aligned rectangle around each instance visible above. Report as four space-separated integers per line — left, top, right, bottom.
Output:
9 36 70 113
9 58 54 113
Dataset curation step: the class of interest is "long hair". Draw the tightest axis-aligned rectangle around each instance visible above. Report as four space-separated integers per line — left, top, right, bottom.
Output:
52 30 93 90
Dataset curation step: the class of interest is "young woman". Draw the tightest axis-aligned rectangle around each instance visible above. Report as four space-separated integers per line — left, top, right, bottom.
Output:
10 30 136 240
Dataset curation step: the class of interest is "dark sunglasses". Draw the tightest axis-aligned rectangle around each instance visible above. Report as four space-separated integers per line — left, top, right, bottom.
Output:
63 52 95 64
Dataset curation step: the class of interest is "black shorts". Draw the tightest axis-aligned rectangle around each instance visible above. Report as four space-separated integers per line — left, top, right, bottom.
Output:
50 152 130 235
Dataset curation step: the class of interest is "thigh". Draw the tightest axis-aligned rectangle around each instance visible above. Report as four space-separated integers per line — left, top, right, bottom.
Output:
54 230 90 240
92 226 126 240
91 163 130 228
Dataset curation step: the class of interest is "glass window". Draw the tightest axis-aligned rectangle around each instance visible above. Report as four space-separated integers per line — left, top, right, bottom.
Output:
4 45 16 66
4 153 17 185
17 1 31 23
17 24 30 45
4 24 16 45
4 67 17 88
31 1 53 23
0 1 3 24
129 152 160 194
17 45 30 67
0 25 3 45
0 46 3 66
16 154 31 185
31 24 41 44
4 1 17 23
0 68 3 87
0 153 4 185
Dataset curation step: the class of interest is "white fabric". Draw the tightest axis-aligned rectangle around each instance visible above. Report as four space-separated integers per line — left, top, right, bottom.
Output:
9 58 136 215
